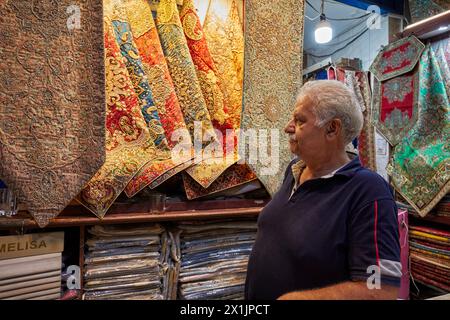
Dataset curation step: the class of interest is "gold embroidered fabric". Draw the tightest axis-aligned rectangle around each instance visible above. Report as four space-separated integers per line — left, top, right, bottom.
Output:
78 21 158 218
180 0 239 188
0 0 105 227
105 0 193 197
203 0 244 129
241 0 305 196
155 0 217 147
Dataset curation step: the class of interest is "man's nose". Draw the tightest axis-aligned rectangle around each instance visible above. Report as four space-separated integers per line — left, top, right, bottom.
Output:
284 119 295 133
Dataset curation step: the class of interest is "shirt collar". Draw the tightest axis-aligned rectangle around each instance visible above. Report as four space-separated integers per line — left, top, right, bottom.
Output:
291 153 362 187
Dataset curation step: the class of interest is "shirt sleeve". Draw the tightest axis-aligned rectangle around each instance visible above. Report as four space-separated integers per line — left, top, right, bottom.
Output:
348 198 401 287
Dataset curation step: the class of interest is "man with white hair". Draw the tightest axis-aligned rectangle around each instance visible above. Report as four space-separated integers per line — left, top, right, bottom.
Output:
245 80 401 300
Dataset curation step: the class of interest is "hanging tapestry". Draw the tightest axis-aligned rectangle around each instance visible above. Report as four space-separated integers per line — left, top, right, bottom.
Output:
432 38 450 98
370 36 425 82
408 0 450 23
106 0 194 197
78 22 158 218
182 164 257 200
122 0 189 150
372 70 420 146
155 0 217 155
241 0 305 196
0 0 105 227
387 45 450 217
203 0 244 130
180 0 240 188
355 72 377 172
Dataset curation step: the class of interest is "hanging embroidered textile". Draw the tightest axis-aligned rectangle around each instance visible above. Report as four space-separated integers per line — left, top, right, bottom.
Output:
203 0 244 130
121 0 188 150
372 71 420 146
432 38 450 97
179 0 240 188
155 0 217 158
387 45 450 217
336 69 376 171
182 164 258 200
106 0 193 197
370 36 425 146
355 72 377 171
241 0 305 196
0 0 105 227
370 36 425 82
78 22 158 218
408 0 450 23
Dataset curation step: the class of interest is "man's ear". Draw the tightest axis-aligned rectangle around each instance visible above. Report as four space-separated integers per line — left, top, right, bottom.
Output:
325 119 342 138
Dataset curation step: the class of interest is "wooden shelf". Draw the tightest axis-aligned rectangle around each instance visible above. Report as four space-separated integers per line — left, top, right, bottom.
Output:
0 199 267 229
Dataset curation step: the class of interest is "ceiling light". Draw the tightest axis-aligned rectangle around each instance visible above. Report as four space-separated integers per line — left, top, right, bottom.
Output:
315 1 333 44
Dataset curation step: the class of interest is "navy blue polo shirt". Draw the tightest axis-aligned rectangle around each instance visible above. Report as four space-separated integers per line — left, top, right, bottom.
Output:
245 156 401 300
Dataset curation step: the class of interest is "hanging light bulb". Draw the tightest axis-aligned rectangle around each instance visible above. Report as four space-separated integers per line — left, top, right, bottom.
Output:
315 1 333 44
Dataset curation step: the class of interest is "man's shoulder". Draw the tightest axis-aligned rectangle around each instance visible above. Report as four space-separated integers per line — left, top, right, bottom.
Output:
349 167 395 201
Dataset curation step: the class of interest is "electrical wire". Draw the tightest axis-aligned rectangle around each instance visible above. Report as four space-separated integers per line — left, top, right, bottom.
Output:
305 26 370 58
306 0 372 21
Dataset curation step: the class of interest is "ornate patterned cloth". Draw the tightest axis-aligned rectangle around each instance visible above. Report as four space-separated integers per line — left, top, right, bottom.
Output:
155 0 217 150
203 0 244 130
105 0 193 197
336 69 376 171
0 0 105 227
387 45 450 217
372 71 420 146
182 164 258 200
356 72 377 172
78 22 158 218
180 0 239 188
121 0 188 149
408 0 450 23
370 36 425 82
241 0 305 196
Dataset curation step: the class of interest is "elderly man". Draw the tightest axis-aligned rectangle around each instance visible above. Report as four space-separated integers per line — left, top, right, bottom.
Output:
245 80 401 300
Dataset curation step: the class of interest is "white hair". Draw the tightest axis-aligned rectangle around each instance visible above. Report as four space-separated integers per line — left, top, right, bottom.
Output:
296 80 364 144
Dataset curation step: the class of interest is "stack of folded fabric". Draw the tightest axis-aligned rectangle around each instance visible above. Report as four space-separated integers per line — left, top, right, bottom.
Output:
177 220 257 300
83 224 164 300
435 194 450 218
409 224 450 293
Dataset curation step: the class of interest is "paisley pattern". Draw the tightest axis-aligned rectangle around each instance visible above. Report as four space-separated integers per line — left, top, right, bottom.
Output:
0 0 105 227
203 0 244 129
121 0 188 149
387 45 450 217
370 36 425 82
241 0 305 196
155 0 217 149
77 22 158 218
106 0 193 197
182 164 258 200
180 0 239 188
372 71 420 146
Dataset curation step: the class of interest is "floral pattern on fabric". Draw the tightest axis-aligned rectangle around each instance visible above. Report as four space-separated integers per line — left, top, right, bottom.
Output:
180 0 240 188
372 71 420 146
182 164 258 200
370 36 425 82
241 0 305 196
408 0 450 23
78 22 158 218
203 0 245 130
0 0 105 227
155 0 217 146
387 45 450 217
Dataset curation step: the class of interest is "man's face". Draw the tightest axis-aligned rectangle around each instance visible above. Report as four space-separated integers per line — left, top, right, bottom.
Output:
284 95 327 158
